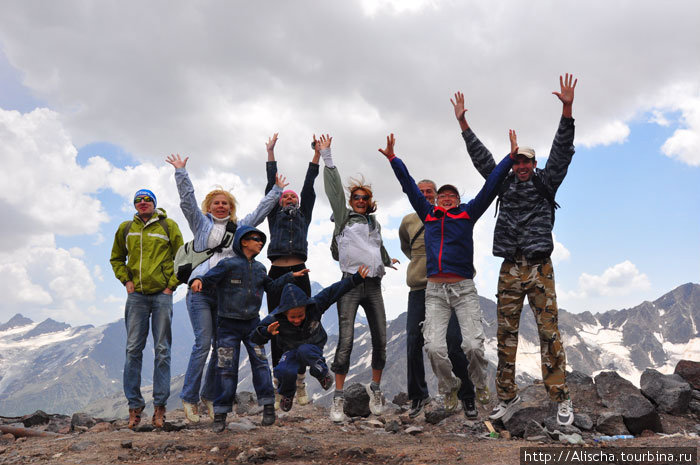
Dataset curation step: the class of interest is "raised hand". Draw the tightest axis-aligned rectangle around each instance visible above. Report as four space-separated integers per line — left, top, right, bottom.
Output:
319 134 332 150
357 265 370 279
450 91 468 121
378 133 396 160
509 129 518 157
275 173 289 189
165 153 188 169
292 268 310 278
311 134 321 164
267 320 280 336
553 74 577 117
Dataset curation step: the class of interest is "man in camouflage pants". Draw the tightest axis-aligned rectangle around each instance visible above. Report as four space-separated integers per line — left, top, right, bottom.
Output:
452 74 577 426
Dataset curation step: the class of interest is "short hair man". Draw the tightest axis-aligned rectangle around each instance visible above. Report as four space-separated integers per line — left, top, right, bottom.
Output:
453 74 578 426
398 179 477 418
110 189 184 429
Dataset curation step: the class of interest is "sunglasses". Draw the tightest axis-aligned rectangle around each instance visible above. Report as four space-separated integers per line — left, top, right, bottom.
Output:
437 193 459 199
134 196 154 204
244 236 264 243
352 194 370 201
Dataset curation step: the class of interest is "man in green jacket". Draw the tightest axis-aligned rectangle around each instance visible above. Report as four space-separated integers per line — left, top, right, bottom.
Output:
110 189 184 429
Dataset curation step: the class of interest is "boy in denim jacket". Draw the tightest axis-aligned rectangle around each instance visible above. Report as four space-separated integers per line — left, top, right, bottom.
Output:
190 225 308 431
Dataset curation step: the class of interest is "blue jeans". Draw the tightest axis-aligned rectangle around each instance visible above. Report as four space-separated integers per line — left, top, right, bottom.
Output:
180 288 218 404
123 292 173 409
213 317 274 414
274 344 327 398
406 289 474 402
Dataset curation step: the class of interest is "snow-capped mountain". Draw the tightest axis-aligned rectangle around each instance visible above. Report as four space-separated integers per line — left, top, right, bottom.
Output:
0 283 697 417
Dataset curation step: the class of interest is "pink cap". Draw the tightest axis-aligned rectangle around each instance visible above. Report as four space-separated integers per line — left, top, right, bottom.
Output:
280 190 299 205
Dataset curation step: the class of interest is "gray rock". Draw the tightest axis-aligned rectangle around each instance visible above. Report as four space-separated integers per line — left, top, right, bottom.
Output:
405 426 423 435
392 392 409 406
596 411 630 436
502 406 549 438
343 383 371 418
692 390 700 401
523 420 546 440
573 413 593 431
227 417 258 432
543 417 581 436
567 371 594 386
120 441 133 449
21 410 50 427
594 371 661 434
384 420 400 433
641 369 692 414
689 400 700 415
674 360 700 390
425 408 455 425
70 413 97 430
69 441 95 452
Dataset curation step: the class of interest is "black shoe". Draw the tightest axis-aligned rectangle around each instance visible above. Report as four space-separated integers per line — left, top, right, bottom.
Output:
280 395 293 412
212 413 227 433
462 398 478 419
408 396 430 419
262 404 276 426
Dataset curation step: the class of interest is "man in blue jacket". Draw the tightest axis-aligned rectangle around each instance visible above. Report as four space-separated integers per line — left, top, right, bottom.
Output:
379 133 515 412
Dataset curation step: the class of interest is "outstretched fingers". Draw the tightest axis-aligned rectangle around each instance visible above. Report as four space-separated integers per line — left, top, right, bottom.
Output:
276 173 289 189
378 133 396 159
165 153 188 169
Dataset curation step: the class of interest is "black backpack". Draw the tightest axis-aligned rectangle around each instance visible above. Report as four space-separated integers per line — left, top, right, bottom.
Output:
495 172 560 221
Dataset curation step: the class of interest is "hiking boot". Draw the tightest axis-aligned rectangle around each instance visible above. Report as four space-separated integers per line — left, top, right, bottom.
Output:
557 398 574 426
444 380 461 412
408 396 430 419
488 395 521 420
127 407 143 430
212 413 227 433
152 405 166 429
462 398 478 419
475 385 491 405
330 396 345 423
280 395 294 412
296 382 310 406
202 398 215 421
317 372 333 391
365 384 385 415
183 400 200 423
261 404 276 426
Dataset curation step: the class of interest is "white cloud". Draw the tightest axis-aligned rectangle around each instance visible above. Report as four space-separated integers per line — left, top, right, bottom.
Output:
565 260 651 299
578 120 630 148
551 234 571 265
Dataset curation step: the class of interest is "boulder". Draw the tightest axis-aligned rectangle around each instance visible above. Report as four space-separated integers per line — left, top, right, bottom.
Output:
502 405 549 438
573 413 593 431
689 400 700 415
71 413 97 430
343 383 371 418
424 408 454 425
596 411 630 436
674 360 700 390
594 371 661 434
21 410 50 427
640 369 692 414
567 371 594 386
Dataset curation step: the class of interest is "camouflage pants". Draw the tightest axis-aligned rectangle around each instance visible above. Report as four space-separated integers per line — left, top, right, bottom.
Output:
495 257 569 402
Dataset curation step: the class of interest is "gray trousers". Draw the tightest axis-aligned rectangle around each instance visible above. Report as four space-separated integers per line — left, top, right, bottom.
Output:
423 280 488 395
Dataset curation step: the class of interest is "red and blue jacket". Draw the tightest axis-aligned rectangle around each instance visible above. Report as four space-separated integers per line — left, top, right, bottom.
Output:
389 154 514 279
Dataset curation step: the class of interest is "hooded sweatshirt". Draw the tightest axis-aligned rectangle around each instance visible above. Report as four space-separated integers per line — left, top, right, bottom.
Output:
197 225 293 320
250 272 364 352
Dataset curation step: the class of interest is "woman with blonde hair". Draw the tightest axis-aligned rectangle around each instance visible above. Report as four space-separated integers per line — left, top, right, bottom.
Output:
166 153 287 423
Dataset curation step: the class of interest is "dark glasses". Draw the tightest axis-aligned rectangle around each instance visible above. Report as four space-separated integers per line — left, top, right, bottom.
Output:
244 236 264 243
134 196 154 203
352 194 370 201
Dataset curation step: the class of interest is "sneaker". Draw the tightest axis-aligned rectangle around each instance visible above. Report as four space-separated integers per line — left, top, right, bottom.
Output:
182 400 200 423
488 395 521 420
408 397 430 419
330 396 346 423
317 372 333 391
274 391 281 411
462 398 478 419
261 404 276 426
202 398 215 421
296 382 311 406
444 380 461 412
152 405 166 429
476 386 491 405
127 407 143 430
365 384 385 416
212 413 227 433
557 398 574 426
280 395 294 412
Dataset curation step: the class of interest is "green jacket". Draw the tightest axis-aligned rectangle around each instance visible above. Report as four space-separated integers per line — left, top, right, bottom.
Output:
110 208 184 294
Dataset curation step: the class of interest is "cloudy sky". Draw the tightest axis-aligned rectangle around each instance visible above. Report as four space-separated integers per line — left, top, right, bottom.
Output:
0 0 698 327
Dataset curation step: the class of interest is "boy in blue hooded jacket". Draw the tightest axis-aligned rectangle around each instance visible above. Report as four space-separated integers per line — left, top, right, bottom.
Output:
190 224 309 431
251 265 369 412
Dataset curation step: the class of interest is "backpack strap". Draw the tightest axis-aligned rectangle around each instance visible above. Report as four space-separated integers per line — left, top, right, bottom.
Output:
210 221 237 254
494 174 515 217
122 220 133 244
409 224 425 249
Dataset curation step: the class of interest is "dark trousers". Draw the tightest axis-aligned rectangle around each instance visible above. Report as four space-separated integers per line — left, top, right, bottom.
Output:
213 316 274 414
406 288 474 401
267 263 311 369
274 344 327 398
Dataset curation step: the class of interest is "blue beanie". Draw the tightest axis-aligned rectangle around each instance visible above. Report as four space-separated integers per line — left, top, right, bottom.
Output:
134 189 157 207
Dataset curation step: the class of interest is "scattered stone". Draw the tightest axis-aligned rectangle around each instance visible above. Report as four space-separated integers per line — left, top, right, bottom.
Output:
405 426 423 435
210 446 220 453
543 417 581 436
0 434 14 445
573 413 593 431
398 415 413 425
641 369 692 414
89 422 113 433
236 446 274 462
343 383 371 418
501 430 511 439
462 420 475 429
674 360 700 390
595 371 661 434
120 441 133 449
117 454 129 461
21 410 50 427
692 390 700 401
559 433 585 445
227 417 258 432
366 419 384 428
69 441 95 452
596 411 630 436
502 406 549 438
425 407 454 425
134 424 154 433
523 420 546 440
384 420 400 433
688 400 700 415
640 429 656 437
71 413 97 431
163 421 187 432
392 392 409 406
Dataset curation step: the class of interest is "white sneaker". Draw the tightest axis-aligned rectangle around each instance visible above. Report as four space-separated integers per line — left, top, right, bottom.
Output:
330 396 346 423
201 398 215 421
182 400 200 423
488 395 521 420
557 398 574 426
365 384 385 416
296 374 310 406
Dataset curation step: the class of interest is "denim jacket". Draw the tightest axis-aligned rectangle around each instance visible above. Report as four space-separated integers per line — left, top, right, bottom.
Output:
197 225 293 320
265 161 319 262
174 167 282 281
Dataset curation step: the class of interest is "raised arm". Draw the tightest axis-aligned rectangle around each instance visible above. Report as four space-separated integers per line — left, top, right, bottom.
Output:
168 154 211 234
321 134 350 233
453 93 497 179
451 91 470 133
543 74 577 191
264 133 279 195
239 174 287 227
300 135 320 223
